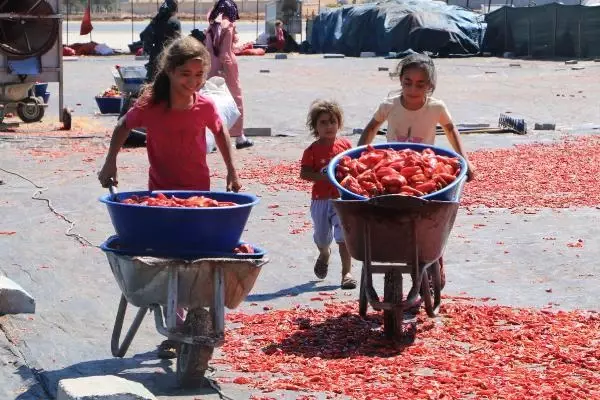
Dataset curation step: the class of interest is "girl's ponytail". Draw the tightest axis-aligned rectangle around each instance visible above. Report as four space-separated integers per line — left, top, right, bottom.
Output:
152 70 171 107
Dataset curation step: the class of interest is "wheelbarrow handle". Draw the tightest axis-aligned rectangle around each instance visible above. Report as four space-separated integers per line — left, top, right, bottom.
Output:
108 178 118 201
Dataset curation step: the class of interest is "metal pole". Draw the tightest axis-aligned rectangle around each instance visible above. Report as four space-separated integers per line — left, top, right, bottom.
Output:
552 5 557 57
58 5 64 122
528 14 531 57
131 0 134 44
193 0 196 29
66 0 69 45
256 0 259 38
504 6 508 52
578 15 582 58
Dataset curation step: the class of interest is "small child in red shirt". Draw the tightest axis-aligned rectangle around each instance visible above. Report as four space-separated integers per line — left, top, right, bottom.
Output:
98 35 241 193
300 100 356 290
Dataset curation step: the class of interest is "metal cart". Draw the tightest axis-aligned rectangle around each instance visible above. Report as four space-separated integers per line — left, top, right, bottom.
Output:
334 194 460 343
103 250 268 387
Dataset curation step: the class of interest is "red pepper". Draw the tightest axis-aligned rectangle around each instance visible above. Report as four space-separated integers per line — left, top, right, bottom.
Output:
375 167 400 179
121 194 236 208
415 180 437 194
400 166 423 178
335 147 462 199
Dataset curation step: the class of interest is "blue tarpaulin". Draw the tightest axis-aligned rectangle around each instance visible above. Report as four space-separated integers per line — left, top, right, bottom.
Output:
310 0 486 56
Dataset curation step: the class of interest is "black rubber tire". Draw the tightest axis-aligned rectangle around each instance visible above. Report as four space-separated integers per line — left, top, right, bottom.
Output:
383 271 403 340
118 94 134 118
176 308 215 388
17 97 44 123
421 261 442 318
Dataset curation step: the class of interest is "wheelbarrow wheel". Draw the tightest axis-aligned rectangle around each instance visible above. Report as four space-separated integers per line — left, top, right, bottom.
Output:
358 265 367 318
17 97 44 123
177 307 214 388
383 271 414 343
421 261 442 318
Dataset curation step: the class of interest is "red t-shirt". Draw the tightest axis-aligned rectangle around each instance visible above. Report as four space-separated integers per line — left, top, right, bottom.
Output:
125 93 223 191
301 137 352 200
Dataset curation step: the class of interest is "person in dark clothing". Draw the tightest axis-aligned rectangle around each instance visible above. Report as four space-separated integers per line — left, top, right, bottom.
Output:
266 21 300 53
140 0 181 82
190 29 206 46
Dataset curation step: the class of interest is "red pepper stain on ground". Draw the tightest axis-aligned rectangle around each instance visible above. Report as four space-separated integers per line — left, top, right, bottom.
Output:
567 239 584 248
218 299 599 399
4 116 108 137
25 141 107 165
236 157 312 193
463 136 600 209
231 136 600 210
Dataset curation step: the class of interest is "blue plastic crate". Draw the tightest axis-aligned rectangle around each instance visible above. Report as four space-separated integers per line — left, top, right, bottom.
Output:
113 66 146 94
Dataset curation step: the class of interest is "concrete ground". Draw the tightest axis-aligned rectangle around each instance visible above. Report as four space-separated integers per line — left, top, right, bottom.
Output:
0 54 599 399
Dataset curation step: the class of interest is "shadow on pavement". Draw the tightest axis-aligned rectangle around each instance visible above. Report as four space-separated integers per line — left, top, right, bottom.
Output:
15 350 227 399
246 281 340 302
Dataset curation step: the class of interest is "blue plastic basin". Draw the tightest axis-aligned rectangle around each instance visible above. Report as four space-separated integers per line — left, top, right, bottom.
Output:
100 235 266 260
99 191 260 255
34 83 48 97
95 96 124 114
326 143 467 202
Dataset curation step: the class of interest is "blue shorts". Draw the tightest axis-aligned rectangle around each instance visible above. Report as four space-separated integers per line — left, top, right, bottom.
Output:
310 199 344 248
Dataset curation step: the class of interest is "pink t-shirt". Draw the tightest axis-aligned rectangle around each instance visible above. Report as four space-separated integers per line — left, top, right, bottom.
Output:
125 93 223 191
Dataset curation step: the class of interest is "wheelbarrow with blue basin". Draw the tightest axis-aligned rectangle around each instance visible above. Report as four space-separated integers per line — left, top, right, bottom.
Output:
99 187 267 387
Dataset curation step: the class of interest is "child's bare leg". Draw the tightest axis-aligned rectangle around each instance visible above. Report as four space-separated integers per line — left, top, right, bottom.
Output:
314 245 330 279
318 246 331 261
338 242 356 289
338 242 351 276
312 200 332 279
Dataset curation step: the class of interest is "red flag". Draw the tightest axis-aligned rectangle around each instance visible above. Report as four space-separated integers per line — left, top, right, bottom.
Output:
80 0 93 36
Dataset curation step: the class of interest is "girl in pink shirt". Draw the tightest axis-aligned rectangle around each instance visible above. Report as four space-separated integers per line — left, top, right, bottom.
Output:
98 35 241 193
98 36 241 360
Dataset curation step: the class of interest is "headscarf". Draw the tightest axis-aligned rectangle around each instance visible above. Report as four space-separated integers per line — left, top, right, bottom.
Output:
207 0 239 57
208 0 239 23
157 0 178 21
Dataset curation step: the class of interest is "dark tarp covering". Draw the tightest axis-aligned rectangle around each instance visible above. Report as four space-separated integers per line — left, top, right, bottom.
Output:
310 0 486 57
483 4 600 58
